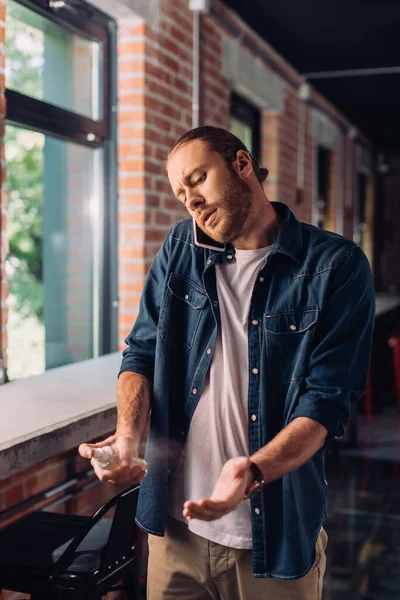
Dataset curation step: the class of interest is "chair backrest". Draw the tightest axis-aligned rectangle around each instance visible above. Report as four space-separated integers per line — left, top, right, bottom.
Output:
50 483 140 580
101 484 140 569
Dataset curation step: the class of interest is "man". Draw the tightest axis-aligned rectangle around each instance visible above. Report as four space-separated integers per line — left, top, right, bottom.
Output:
79 126 375 599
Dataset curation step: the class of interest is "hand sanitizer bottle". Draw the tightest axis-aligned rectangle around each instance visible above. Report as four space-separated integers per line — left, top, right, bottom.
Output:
93 446 115 468
92 446 148 473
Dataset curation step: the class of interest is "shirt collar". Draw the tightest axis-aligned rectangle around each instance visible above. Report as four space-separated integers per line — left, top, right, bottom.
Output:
269 202 303 264
203 202 303 264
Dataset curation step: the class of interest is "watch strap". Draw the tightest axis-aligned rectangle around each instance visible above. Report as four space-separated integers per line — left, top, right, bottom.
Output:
244 461 265 499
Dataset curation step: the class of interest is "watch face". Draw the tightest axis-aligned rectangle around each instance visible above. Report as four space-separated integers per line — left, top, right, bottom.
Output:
249 461 264 483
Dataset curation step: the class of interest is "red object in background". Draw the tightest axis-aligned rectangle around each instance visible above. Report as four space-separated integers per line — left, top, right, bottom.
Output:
388 326 400 411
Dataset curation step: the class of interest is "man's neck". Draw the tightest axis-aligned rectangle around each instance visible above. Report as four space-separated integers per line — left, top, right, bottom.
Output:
233 201 280 250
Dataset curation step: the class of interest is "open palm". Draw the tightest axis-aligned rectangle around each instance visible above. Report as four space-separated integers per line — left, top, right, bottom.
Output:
183 456 252 521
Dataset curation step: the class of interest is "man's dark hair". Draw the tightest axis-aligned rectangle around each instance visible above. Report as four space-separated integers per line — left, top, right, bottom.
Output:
168 126 269 185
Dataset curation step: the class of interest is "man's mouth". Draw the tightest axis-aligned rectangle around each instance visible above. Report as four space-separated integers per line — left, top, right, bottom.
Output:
202 209 217 227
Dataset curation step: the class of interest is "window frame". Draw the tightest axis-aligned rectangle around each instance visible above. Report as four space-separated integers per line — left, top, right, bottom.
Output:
5 0 118 358
230 91 261 162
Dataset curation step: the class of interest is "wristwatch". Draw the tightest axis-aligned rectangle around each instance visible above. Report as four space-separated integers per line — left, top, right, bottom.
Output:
244 461 265 499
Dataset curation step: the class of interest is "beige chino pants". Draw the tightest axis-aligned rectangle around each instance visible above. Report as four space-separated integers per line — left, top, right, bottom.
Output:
147 516 328 600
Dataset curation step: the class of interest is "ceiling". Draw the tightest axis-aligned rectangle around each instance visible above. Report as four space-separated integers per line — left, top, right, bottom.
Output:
223 0 400 152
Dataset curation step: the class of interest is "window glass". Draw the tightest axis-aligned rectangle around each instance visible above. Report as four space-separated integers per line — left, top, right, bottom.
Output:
317 146 335 232
6 124 102 379
5 0 103 119
230 116 254 155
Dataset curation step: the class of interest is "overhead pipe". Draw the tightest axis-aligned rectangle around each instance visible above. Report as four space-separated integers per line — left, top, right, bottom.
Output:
189 1 210 129
210 6 372 146
192 10 200 128
302 65 400 80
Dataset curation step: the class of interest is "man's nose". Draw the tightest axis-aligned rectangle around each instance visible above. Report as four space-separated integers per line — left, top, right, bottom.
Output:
186 189 204 212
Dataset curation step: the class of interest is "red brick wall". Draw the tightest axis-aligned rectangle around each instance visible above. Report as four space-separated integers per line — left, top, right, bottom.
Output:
277 87 300 211
0 451 114 520
115 0 372 344
117 13 190 346
0 445 118 600
261 111 279 201
200 14 230 129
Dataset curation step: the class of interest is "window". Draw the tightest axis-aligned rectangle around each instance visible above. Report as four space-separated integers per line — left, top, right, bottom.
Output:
316 146 335 232
230 92 261 161
6 0 103 119
355 172 373 265
5 0 117 380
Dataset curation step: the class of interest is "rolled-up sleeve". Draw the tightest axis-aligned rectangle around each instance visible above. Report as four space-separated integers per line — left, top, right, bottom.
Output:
289 245 375 440
118 230 171 381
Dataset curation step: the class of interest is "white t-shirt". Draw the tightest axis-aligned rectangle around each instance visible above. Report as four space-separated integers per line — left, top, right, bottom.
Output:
168 245 272 549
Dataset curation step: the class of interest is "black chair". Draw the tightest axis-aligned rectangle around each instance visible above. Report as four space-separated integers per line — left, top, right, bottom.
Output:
0 483 142 599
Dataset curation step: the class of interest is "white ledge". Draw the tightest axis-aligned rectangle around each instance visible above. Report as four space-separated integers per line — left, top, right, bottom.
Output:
0 353 121 481
375 293 400 317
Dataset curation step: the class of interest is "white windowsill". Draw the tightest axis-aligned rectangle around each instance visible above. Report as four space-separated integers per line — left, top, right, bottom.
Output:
375 293 400 317
0 353 121 481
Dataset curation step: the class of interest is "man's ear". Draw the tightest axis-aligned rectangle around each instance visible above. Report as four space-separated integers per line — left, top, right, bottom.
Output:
233 150 252 178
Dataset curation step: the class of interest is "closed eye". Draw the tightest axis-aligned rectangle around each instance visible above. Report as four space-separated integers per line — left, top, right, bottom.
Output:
175 173 206 204
195 174 206 185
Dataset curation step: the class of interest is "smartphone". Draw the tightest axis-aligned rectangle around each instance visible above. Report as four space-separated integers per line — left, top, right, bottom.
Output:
193 219 226 252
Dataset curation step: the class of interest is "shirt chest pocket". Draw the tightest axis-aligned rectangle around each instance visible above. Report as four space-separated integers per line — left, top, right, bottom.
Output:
264 308 319 383
158 274 208 352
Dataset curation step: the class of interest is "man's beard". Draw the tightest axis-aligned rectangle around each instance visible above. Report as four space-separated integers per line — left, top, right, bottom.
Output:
198 173 253 244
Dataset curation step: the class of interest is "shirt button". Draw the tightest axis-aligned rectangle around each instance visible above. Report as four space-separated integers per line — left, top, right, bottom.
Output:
214 301 218 306
259 277 264 282
207 259 211 265
185 294 189 300
289 324 297 331
252 368 259 375
251 414 257 422
207 348 212 355
227 254 233 260
252 320 259 326
192 388 198 394
254 507 261 515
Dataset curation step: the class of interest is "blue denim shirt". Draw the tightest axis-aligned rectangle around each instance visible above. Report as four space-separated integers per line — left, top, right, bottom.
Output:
119 202 375 579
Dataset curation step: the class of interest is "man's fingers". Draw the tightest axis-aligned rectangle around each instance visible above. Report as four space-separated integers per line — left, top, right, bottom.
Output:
183 499 228 521
132 472 146 485
90 459 146 484
185 499 227 513
79 438 115 459
78 443 94 459
184 507 222 521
